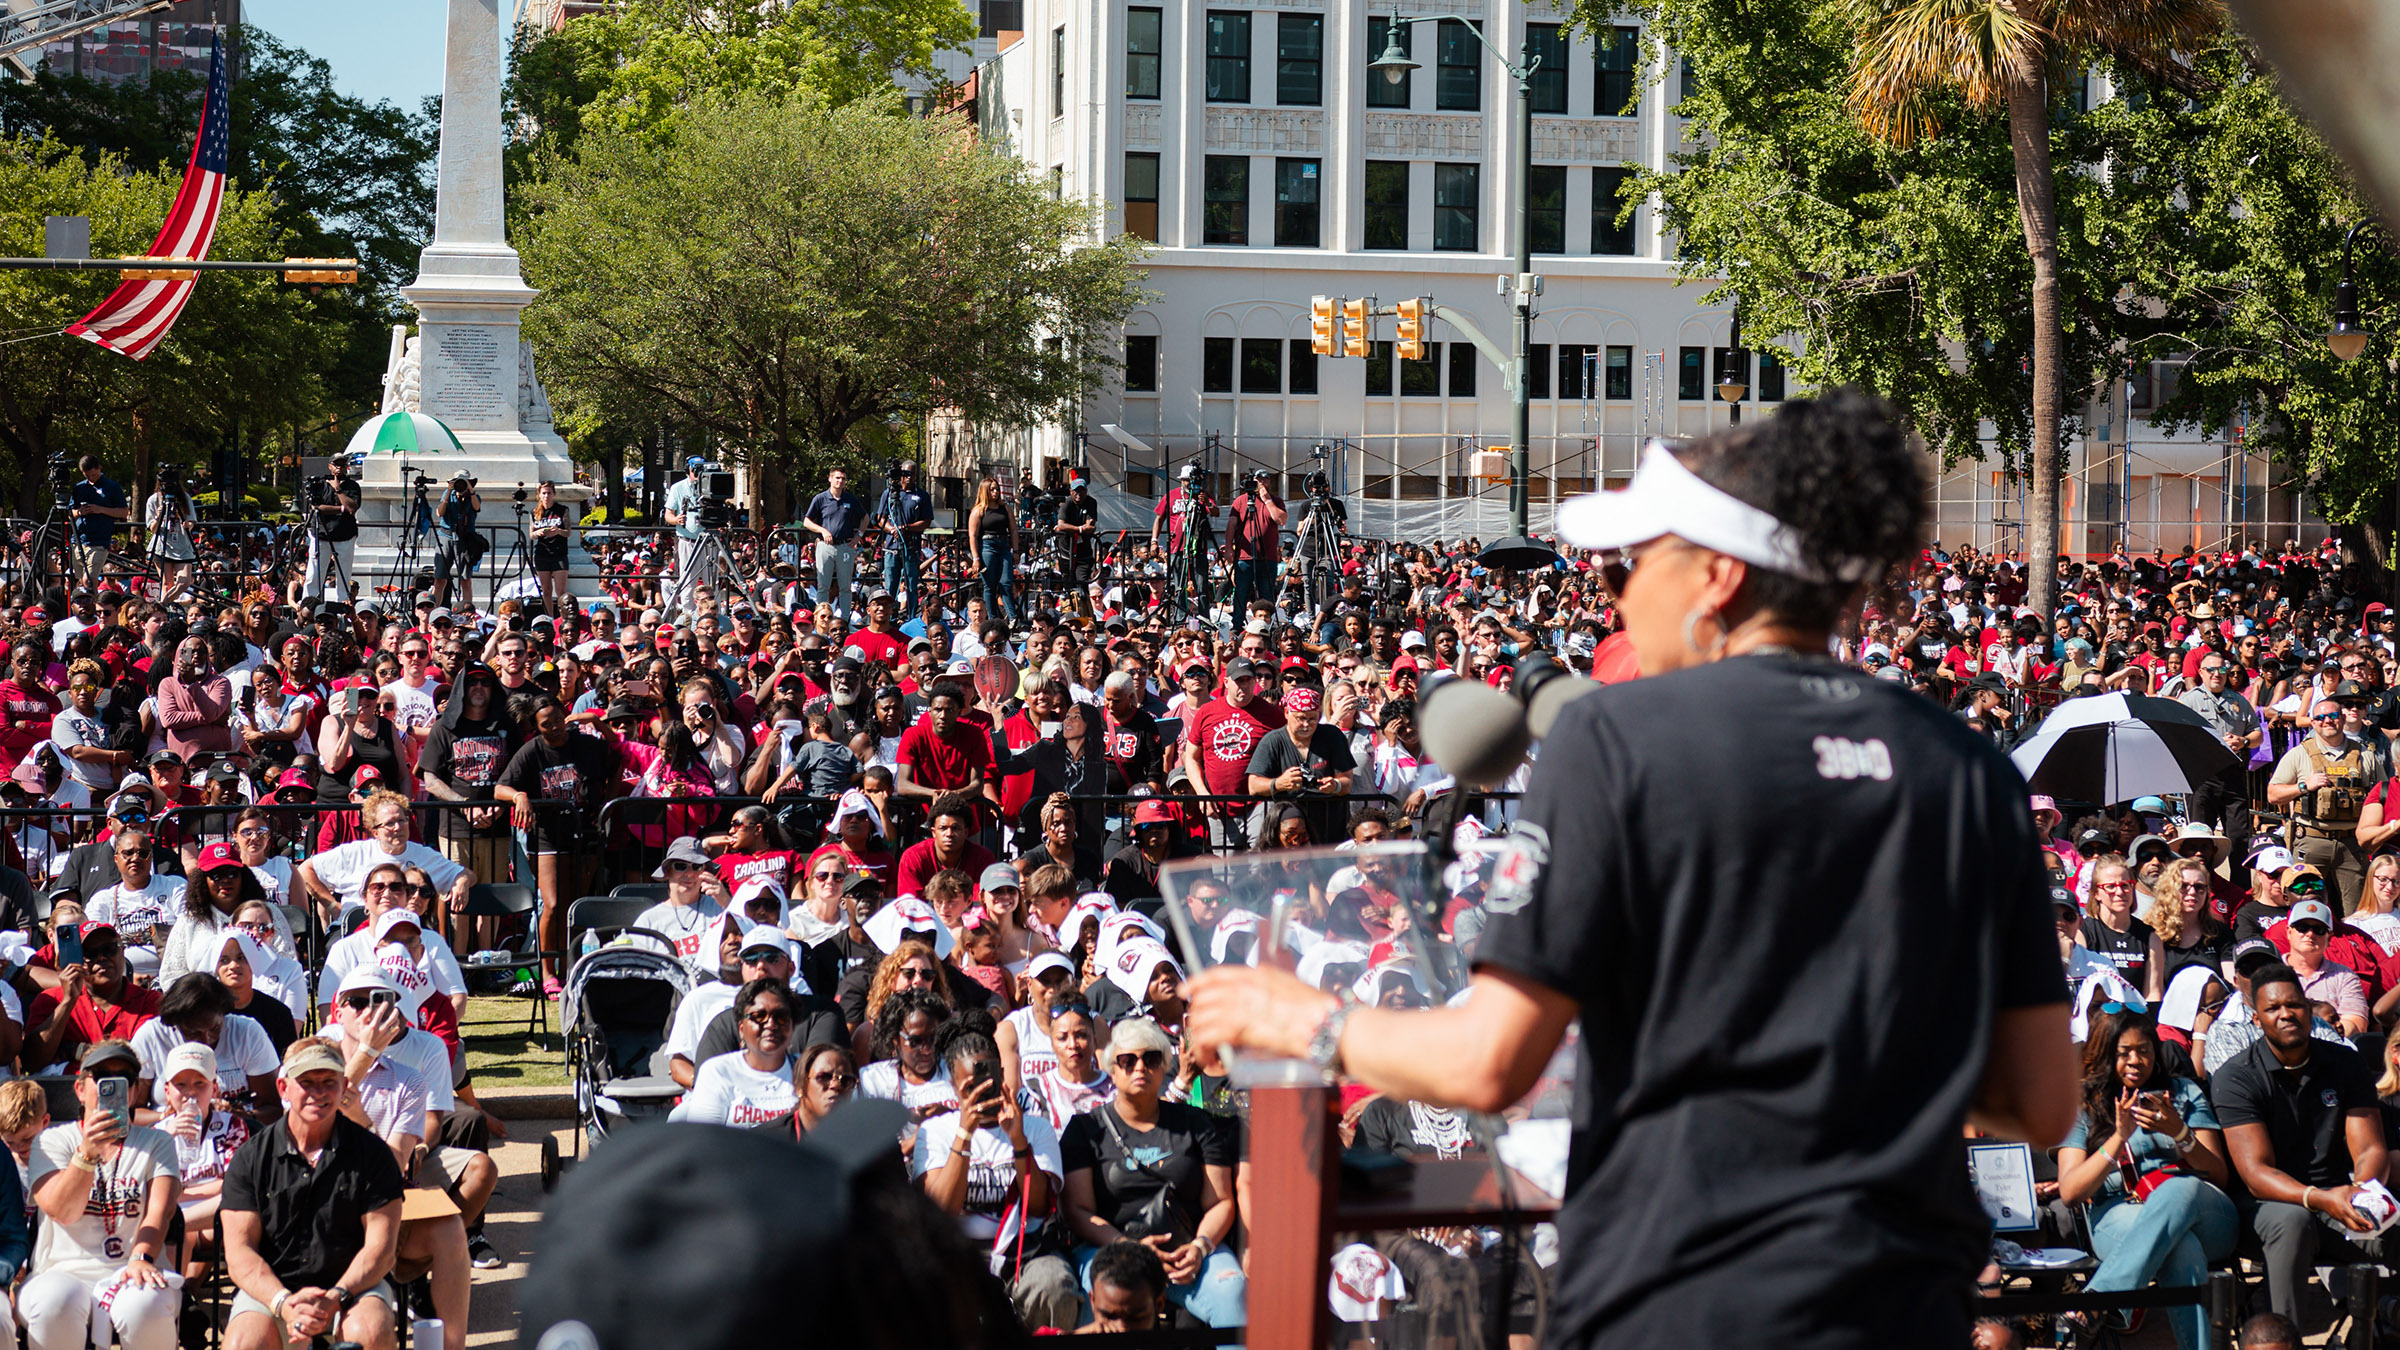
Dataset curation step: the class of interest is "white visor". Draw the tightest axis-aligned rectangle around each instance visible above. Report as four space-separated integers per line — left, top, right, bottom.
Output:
1555 441 1873 583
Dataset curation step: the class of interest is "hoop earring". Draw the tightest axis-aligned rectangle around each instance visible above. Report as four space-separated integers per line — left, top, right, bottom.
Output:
1680 607 1728 661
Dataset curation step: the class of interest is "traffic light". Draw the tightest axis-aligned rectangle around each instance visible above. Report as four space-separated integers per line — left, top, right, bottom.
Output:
1394 297 1430 361
281 258 359 286
1342 298 1370 357
1311 295 1341 356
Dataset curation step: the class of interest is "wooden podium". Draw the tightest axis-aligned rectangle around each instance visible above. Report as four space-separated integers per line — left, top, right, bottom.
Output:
1244 1086 1561 1350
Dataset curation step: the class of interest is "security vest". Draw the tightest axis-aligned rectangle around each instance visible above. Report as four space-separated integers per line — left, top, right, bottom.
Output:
2302 737 2368 826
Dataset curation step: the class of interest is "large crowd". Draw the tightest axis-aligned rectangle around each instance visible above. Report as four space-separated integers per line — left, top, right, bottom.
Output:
12 440 2400 1346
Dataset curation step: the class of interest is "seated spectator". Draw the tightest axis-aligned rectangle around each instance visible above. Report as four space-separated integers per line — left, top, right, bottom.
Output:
221 1038 407 1350
158 839 291 987
2281 899 2371 1038
2054 1008 2235 1350
0 1076 46 1227
25 922 159 1073
128 973 279 1120
911 1023 1074 1330
895 794 996 898
155 1042 248 1278
2213 963 2392 1322
858 987 959 1121
686 929 840 1070
1083 1240 1167 1334
2199 939 2352 1076
1014 792 1104 895
297 789 472 912
671 979 802 1127
1021 997 1113 1135
1061 1017 1244 1328
315 862 468 1023
215 908 309 1038
632 837 730 979
23 1040 181 1350
82 826 183 983
749 1041 857 1142
664 915 763 1088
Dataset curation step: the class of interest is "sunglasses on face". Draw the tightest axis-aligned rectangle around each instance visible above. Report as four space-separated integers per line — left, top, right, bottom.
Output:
744 1007 794 1027
810 1070 855 1087
115 848 150 861
2288 879 2327 896
2293 922 2330 937
1113 1050 1166 1072
898 1031 935 1048
667 861 702 874
340 992 399 1012
895 967 935 983
235 922 275 939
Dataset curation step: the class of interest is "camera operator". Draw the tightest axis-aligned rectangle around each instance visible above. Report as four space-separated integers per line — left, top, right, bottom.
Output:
433 471 483 613
1293 469 1347 625
2268 695 2381 911
1056 476 1099 617
144 464 198 602
662 456 709 613
1226 470 1286 620
302 457 361 606
874 461 931 615
68 456 129 586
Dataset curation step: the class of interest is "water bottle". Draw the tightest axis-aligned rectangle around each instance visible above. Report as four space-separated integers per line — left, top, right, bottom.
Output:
579 928 599 959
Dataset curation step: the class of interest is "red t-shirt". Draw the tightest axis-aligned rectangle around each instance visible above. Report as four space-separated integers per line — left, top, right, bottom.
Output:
845 629 906 669
26 984 161 1052
1184 697 1280 797
896 838 997 898
0 680 60 775
999 711 1045 823
717 848 800 896
896 720 995 794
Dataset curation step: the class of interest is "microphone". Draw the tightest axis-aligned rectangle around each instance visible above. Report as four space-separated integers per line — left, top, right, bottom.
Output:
1418 656 1602 788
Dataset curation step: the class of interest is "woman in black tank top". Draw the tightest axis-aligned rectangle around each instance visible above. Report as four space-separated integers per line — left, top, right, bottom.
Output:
965 477 1023 626
314 687 411 848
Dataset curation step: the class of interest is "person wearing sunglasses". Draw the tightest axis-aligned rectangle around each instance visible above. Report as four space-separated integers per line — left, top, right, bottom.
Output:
1060 1016 1242 1328
858 986 958 1121
21 1040 184 1350
84 826 182 984
631 838 731 982
913 1025 1074 1331
2267 697 2379 913
672 978 803 1129
159 839 285 989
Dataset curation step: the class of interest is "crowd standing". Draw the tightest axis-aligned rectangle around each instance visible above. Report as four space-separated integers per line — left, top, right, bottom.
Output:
24 432 2400 1344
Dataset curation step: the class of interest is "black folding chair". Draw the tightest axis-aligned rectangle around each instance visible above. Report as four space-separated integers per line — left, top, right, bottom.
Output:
607 882 669 903
566 896 654 951
459 882 554 1050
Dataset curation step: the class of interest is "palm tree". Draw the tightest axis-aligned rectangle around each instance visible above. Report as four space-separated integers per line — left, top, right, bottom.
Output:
1848 0 2220 616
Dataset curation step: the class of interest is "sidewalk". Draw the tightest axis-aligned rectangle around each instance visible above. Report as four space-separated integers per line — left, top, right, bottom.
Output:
459 1109 575 1348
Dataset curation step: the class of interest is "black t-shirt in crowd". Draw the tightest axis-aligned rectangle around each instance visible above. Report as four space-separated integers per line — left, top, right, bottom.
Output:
1354 1095 1487 1162
2235 899 2291 945
222 1113 407 1291
418 716 516 841
2078 914 2156 992
1471 655 2062 1350
1245 723 1356 843
1058 1100 1234 1239
2212 1037 2379 1187
497 730 618 852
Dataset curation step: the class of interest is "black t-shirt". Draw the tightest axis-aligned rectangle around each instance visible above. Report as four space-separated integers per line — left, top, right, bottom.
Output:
222 1113 407 1291
1058 1101 1234 1239
2078 914 2156 991
498 730 617 851
316 721 406 807
531 505 571 571
1246 724 1356 843
2212 1037 2379 1187
2235 900 2291 944
419 718 516 841
1059 496 1098 560
313 476 362 541
234 993 299 1055
1471 655 2062 1349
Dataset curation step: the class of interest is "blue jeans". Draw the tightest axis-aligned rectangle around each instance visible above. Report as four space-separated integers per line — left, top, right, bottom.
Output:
1075 1242 1246 1328
2087 1178 2237 1350
979 536 1021 624
1231 558 1264 619
882 542 923 614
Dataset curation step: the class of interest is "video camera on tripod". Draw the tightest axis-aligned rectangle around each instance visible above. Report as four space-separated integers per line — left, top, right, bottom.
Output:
46 452 74 503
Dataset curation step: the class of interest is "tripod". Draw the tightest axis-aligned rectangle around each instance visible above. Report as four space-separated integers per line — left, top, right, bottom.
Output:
379 472 438 610
664 527 751 616
1164 498 1215 624
14 501 76 605
489 496 537 606
1295 491 1345 622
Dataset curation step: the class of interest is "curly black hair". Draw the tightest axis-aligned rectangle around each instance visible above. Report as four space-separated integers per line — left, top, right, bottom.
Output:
871 986 952 1061
1674 386 1927 630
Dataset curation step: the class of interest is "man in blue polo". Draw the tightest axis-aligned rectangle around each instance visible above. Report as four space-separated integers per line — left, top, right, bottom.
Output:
69 456 129 584
875 461 932 615
803 467 865 633
662 457 710 611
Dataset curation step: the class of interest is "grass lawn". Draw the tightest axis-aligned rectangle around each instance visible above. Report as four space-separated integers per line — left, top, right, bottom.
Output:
462 991 568 1087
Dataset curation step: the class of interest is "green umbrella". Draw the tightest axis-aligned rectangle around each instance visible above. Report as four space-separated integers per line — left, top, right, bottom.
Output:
342 410 463 458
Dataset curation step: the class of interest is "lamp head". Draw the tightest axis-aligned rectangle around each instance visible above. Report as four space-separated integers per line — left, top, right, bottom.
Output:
2329 276 2368 361
1371 23 1420 84
1717 378 1748 403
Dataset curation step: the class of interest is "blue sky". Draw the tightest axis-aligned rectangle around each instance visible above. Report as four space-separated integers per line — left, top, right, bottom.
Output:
245 0 482 113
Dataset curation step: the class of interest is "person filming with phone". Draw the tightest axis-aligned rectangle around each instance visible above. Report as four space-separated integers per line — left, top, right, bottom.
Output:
22 1040 182 1350
27 922 159 1073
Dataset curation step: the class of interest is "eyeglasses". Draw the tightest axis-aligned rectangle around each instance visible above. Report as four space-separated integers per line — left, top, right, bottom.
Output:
743 1008 794 1027
2293 923 2331 936
235 922 275 939
666 861 702 874
809 1070 855 1087
1113 1050 1166 1072
894 967 935 983
2287 879 2327 896
2097 1001 2140 1016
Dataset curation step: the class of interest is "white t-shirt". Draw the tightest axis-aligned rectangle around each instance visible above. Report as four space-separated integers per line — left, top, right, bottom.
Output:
248 857 298 911
48 706 115 793
306 840 466 906
86 875 187 974
381 679 440 740
858 1059 960 1116
2351 910 2400 956
28 1122 180 1281
631 898 728 979
317 926 467 1011
672 1052 797 1126
910 1110 1064 1239
665 980 739 1063
1004 1005 1060 1082
159 908 300 987
131 1014 277 1094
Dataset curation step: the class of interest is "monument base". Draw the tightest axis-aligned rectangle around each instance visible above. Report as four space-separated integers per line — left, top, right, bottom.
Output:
350 431 607 608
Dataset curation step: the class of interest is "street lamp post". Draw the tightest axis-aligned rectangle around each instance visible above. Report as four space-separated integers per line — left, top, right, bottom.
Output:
1717 300 1747 424
1372 12 1543 551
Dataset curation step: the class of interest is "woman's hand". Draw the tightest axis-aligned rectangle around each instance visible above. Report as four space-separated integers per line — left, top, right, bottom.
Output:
2130 1091 2185 1140
1149 1234 1202 1283
79 1104 126 1154
2111 1088 2142 1146
122 1252 169 1289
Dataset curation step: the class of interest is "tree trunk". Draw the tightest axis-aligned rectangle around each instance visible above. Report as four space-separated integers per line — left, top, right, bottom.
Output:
2006 64 2063 616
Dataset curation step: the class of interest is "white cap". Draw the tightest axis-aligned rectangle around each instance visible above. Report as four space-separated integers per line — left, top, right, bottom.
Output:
1555 441 1873 584
162 1041 218 1086
737 928 794 961
372 908 423 942
1024 951 1075 983
336 966 402 998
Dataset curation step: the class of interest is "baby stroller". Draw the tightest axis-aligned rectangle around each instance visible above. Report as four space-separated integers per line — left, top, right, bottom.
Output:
546 931 691 1190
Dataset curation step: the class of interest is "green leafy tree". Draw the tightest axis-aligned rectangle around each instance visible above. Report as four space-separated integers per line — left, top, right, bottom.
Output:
515 92 1146 506
0 136 347 513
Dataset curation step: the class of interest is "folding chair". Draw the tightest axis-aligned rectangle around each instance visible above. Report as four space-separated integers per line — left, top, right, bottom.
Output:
566 896 654 951
608 882 669 903
458 882 555 1051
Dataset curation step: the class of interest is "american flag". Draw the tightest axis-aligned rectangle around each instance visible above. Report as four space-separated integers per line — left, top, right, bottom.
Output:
65 35 230 360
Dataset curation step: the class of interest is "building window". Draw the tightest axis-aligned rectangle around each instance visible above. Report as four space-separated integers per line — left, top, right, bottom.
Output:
1289 340 1318 395
1448 343 1477 397
1204 337 1235 392
1401 342 1442 395
1528 343 1551 398
1366 17 1410 107
1053 27 1067 116
1363 161 1409 250
1241 337 1282 393
1557 344 1595 399
1434 163 1478 251
1760 349 1785 402
1277 14 1322 105
1678 345 1704 400
1204 155 1249 244
1596 26 1639 116
1528 166 1565 254
1125 335 1158 391
1436 19 1480 111
1274 158 1320 247
1124 152 1160 241
1206 12 1251 103
1126 7 1162 98
1365 340 1394 396
1593 166 1636 254
1605 345 1632 399
1678 54 1698 103
1527 24 1567 114
1050 165 1063 198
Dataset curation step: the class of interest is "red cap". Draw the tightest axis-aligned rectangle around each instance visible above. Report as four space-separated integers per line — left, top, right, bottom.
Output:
19 606 41 625
275 767 312 791
1132 800 1176 827
352 763 384 788
196 841 244 872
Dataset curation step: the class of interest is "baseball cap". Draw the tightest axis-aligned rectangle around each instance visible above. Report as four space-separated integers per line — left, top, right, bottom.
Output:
2288 899 2336 930
145 749 185 769
2279 863 2327 894
1024 951 1075 983
372 909 423 941
978 863 1021 894
161 1042 218 1086
1222 657 1259 680
738 928 794 961
686 456 706 469
337 966 404 998
279 1039 346 1079
1132 799 1176 827
80 1039 139 1075
2248 843 2297 875
195 841 245 873
2231 937 2282 975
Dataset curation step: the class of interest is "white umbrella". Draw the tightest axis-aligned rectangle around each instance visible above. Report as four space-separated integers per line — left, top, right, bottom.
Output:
2008 692 2241 805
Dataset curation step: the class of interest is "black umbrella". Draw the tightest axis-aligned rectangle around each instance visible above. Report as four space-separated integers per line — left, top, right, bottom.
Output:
1477 535 1561 570
2009 692 2242 804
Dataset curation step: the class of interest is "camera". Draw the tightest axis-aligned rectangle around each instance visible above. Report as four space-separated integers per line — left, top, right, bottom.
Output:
47 453 74 499
696 469 737 530
513 481 528 506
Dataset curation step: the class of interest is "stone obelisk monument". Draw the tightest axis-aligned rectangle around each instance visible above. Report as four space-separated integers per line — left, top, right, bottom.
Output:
361 0 589 584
